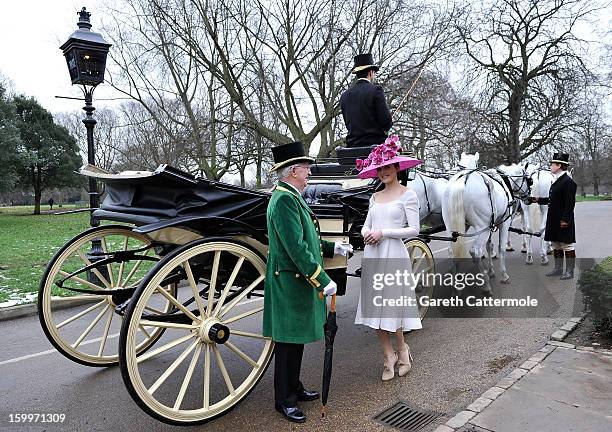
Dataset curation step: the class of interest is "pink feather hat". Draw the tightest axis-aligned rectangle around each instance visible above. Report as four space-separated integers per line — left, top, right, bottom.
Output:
355 135 422 179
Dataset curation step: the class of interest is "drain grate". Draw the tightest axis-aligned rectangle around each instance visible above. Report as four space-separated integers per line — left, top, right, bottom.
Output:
372 400 443 432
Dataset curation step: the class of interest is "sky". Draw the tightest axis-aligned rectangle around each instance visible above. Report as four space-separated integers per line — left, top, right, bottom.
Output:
0 0 121 113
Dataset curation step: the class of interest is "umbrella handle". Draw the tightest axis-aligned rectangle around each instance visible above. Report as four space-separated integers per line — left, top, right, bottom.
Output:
317 292 336 312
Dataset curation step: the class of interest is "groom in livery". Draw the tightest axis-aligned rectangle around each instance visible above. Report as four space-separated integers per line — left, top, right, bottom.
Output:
263 141 352 423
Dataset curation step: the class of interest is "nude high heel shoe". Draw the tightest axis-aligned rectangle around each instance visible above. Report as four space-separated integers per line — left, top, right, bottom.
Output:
397 343 413 376
382 352 398 381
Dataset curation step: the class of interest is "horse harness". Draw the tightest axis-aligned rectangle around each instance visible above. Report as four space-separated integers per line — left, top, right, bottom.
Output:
451 168 530 237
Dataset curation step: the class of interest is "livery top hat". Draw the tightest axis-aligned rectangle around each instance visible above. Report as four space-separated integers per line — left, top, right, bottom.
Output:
270 141 315 172
550 152 570 165
352 53 379 74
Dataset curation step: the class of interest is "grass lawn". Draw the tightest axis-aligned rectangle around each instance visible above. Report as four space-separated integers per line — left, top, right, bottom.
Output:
576 194 611 202
0 207 91 306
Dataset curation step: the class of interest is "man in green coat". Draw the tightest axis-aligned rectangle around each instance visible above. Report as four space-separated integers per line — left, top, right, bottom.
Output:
263 141 352 423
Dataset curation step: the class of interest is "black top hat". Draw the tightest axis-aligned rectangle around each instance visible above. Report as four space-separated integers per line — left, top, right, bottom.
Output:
270 141 315 172
550 152 570 165
352 53 379 74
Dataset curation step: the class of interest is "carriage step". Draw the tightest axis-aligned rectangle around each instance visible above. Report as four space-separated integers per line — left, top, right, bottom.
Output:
372 400 443 431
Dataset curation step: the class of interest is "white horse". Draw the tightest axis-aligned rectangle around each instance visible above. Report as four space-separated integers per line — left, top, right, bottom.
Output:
442 163 530 293
410 172 449 226
519 167 554 265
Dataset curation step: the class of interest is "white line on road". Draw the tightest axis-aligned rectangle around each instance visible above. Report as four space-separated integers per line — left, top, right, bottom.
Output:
0 297 264 367
0 333 120 366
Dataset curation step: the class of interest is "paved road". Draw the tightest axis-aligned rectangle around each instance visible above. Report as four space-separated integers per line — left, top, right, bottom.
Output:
0 201 610 432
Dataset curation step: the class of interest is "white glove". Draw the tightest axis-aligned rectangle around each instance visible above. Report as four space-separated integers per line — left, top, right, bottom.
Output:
323 280 337 296
334 241 353 257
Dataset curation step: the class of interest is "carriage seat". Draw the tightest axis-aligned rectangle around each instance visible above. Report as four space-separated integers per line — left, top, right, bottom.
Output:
302 183 343 204
309 163 355 176
335 145 375 166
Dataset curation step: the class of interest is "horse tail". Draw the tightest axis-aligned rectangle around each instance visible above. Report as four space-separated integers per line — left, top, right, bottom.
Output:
448 179 468 258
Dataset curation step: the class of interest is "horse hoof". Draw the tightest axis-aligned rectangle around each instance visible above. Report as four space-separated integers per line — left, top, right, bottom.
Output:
481 290 493 297
520 249 527 253
525 260 533 265
541 261 549 266
506 247 515 252
500 276 510 284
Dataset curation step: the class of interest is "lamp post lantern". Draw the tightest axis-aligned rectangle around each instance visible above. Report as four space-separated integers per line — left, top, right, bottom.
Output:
60 7 111 225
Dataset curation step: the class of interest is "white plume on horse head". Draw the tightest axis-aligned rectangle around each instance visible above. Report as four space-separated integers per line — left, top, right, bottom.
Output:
459 152 479 169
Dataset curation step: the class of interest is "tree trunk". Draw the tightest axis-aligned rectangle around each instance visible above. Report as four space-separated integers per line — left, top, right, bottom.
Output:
33 168 41 215
593 174 599 196
507 85 524 163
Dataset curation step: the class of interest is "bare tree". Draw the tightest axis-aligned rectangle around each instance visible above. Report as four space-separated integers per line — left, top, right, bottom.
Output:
457 0 600 163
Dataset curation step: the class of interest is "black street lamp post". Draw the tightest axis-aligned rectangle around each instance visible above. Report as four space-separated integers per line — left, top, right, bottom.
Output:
60 7 112 281
60 7 111 225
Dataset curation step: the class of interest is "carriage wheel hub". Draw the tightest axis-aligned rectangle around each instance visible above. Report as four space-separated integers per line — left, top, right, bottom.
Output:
197 318 230 344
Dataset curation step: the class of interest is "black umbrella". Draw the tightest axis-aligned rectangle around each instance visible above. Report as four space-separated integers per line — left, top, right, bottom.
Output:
321 293 338 417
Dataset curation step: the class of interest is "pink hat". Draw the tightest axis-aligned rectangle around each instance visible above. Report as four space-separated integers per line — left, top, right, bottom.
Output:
355 135 422 179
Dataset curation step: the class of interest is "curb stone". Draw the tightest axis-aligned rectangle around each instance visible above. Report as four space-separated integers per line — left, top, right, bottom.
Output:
445 410 476 429
0 297 99 322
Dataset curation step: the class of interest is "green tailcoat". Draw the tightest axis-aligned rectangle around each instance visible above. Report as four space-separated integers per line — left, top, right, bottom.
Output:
262 181 335 344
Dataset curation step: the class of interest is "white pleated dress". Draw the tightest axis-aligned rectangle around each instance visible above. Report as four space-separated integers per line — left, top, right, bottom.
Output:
355 189 423 332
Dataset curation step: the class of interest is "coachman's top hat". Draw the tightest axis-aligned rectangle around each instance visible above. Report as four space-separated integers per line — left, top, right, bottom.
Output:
270 141 315 172
551 152 570 165
352 53 379 74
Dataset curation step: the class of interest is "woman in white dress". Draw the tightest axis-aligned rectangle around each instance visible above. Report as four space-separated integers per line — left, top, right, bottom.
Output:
354 137 422 381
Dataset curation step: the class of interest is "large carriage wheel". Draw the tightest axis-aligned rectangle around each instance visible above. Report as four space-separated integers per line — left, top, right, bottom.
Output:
38 225 175 367
405 239 435 319
119 239 273 425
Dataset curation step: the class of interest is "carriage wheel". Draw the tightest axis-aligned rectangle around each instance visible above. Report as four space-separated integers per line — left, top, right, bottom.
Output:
38 225 175 367
405 239 435 319
119 239 273 425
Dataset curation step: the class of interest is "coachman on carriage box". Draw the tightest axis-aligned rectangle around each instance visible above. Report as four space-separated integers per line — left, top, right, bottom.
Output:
529 152 577 280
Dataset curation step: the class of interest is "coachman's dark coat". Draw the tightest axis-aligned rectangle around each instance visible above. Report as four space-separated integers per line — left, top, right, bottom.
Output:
340 80 392 148
537 173 577 244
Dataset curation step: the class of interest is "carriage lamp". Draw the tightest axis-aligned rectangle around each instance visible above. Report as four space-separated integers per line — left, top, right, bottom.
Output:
60 7 112 282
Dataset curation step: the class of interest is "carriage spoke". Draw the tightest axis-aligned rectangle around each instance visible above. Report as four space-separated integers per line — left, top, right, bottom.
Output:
184 261 206 317
206 252 221 317
51 294 100 302
155 286 199 322
225 341 259 369
138 324 152 339
58 271 106 292
148 340 199 395
212 257 244 317
144 305 165 315
100 238 115 287
97 307 114 356
173 343 202 411
122 249 152 287
203 344 211 410
117 236 129 287
219 275 264 318
230 329 269 340
72 305 110 348
138 320 197 330
223 306 264 325
213 345 235 395
56 300 106 329
76 251 111 289
412 254 425 273
137 333 194 363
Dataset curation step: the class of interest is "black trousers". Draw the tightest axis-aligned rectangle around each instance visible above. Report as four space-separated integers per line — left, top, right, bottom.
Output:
274 342 305 408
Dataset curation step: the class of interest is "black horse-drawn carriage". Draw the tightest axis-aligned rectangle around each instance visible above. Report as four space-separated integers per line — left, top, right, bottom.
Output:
38 147 434 425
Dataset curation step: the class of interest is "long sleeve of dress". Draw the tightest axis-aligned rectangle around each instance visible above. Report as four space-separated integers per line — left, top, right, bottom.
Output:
361 197 374 237
381 191 420 239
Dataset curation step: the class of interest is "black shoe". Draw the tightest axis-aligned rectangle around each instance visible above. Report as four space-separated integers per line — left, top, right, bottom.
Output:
560 270 574 280
275 405 306 423
297 389 320 402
